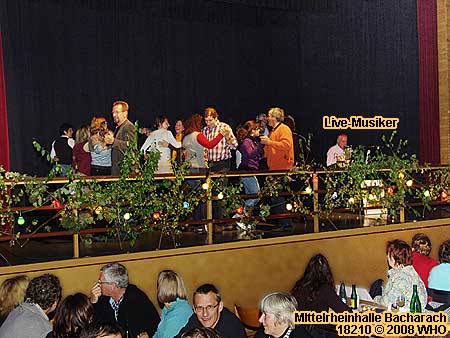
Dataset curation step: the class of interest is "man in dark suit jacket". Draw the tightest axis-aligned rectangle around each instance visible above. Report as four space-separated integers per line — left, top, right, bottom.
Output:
90 262 160 338
105 100 136 176
175 284 247 338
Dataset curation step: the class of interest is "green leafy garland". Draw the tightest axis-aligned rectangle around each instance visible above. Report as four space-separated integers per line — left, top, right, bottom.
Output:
0 132 449 250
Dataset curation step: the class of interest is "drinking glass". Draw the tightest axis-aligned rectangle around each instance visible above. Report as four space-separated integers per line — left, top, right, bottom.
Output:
396 294 405 308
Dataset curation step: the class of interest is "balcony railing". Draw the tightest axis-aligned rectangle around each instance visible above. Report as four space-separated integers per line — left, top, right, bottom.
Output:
1 166 449 260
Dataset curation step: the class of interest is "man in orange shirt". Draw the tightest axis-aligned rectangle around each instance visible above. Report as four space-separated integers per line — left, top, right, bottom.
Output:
260 107 294 170
260 107 294 229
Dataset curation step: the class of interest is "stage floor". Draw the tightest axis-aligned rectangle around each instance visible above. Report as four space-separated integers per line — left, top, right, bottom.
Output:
1 207 449 266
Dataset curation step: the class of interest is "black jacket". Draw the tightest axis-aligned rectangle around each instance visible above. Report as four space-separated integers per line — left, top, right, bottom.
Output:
93 284 160 338
175 307 247 338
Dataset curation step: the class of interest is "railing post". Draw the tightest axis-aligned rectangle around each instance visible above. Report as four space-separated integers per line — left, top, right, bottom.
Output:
399 207 405 223
207 199 213 245
313 173 319 233
206 176 213 245
73 233 79 258
399 193 405 223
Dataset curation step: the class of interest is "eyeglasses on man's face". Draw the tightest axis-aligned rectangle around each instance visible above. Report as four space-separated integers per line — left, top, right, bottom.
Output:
194 303 219 313
98 279 114 285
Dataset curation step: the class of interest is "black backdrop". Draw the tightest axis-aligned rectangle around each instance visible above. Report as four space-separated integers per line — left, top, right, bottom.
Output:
0 0 419 175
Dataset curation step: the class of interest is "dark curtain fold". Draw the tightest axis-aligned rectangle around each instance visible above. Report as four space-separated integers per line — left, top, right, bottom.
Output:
417 0 440 165
0 31 9 170
0 0 419 175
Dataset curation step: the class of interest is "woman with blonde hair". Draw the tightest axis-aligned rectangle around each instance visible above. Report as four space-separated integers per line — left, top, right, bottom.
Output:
84 117 113 176
153 270 193 338
0 275 29 325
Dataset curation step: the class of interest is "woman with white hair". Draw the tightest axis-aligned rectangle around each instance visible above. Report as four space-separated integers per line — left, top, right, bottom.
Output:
255 292 307 338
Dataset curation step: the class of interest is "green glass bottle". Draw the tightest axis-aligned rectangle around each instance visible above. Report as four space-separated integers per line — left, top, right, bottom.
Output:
409 284 422 313
349 284 358 309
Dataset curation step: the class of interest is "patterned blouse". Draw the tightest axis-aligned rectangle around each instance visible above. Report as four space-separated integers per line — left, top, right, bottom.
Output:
374 265 427 309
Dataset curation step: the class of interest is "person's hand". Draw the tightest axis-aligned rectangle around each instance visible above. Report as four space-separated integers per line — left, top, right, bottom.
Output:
259 135 270 145
219 128 230 138
104 132 114 145
90 281 101 304
137 332 149 338
158 140 169 148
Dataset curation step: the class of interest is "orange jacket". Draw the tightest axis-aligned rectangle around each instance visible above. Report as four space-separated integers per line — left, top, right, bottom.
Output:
264 123 294 170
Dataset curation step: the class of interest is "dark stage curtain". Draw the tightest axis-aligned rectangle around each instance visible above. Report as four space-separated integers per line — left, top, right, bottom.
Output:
417 0 440 165
0 0 420 175
0 31 9 170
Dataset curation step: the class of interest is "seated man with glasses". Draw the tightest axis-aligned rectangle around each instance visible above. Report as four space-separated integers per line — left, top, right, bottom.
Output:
89 262 160 338
175 284 246 338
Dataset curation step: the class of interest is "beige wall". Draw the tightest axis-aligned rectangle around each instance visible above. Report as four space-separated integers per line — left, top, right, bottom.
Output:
1 218 449 310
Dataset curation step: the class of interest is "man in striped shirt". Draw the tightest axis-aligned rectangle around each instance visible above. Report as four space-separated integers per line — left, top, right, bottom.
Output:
202 107 238 172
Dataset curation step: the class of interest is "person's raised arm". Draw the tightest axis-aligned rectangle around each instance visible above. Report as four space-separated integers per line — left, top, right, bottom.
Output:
197 133 223 149
165 131 182 148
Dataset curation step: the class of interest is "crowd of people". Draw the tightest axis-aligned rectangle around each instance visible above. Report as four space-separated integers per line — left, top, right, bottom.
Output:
54 101 135 177
0 234 448 338
52 102 308 179
51 103 317 230
50 101 353 226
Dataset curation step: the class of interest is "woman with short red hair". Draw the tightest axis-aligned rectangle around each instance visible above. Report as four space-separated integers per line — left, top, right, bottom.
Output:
373 239 427 308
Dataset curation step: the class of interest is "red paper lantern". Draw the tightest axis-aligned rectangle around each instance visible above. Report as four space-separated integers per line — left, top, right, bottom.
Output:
52 200 62 208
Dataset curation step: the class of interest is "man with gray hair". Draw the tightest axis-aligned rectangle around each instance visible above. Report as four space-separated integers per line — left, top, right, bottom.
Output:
326 133 349 167
260 107 294 171
90 262 160 338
